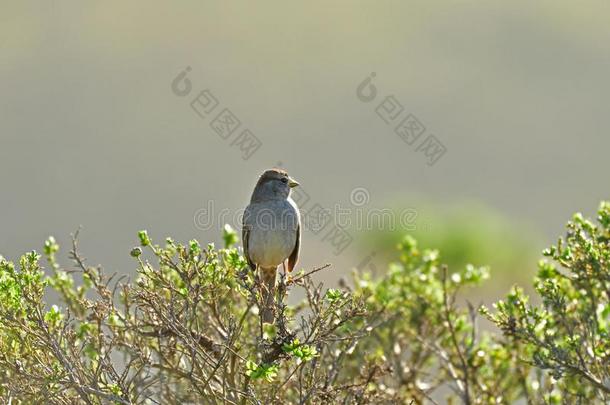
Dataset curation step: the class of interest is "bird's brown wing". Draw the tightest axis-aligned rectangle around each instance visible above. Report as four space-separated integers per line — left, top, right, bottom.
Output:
287 223 300 272
242 224 256 271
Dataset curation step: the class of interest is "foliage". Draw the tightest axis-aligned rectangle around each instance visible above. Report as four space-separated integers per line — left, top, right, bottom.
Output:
0 204 609 404
361 201 541 290
482 202 610 403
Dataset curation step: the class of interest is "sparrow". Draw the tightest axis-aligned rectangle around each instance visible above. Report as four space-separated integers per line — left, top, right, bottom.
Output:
242 168 301 323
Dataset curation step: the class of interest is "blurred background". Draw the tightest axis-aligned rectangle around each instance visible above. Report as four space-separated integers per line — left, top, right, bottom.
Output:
1 1 609 298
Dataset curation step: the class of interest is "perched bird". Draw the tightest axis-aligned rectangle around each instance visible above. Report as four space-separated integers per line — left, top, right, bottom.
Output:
242 168 301 323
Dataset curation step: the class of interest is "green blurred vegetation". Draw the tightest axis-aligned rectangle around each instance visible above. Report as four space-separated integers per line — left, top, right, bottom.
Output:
360 200 544 294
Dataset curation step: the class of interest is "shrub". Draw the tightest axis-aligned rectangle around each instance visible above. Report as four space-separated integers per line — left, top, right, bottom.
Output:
482 202 610 403
0 203 608 404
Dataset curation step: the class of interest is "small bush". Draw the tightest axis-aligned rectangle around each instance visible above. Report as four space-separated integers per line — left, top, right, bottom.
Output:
0 204 608 404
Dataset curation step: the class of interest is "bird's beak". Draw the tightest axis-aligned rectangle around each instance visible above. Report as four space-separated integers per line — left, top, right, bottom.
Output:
288 177 300 188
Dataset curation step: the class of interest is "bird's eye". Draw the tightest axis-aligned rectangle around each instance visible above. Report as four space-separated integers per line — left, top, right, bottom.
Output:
281 178 288 184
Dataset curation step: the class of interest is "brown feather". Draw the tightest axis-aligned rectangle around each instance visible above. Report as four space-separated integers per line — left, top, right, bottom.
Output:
242 225 255 271
287 223 300 272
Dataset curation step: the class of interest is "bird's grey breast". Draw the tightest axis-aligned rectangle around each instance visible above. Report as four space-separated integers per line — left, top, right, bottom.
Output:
244 199 299 267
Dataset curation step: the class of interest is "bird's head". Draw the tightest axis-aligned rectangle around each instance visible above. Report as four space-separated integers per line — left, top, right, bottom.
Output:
251 168 299 202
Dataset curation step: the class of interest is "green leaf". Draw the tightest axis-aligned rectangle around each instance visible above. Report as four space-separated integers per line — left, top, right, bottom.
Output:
138 230 151 246
222 224 239 248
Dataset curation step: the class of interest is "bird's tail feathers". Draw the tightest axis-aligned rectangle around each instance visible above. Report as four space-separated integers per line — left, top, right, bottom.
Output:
259 266 277 324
